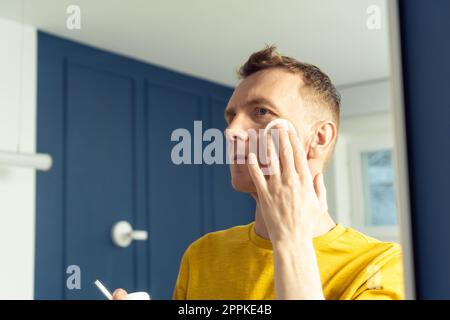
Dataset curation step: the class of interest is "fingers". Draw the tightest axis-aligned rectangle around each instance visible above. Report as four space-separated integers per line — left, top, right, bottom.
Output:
288 128 313 185
273 126 296 176
113 288 128 300
247 153 268 192
260 120 315 188
265 130 280 176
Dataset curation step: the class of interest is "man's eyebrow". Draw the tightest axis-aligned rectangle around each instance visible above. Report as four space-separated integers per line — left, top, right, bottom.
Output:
224 97 279 120
224 98 278 117
246 97 279 110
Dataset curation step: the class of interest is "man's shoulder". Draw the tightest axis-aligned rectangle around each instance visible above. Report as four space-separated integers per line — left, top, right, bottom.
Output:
186 222 253 255
334 225 402 260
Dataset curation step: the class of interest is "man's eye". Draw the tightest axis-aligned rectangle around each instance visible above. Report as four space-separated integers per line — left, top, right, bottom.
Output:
254 107 271 117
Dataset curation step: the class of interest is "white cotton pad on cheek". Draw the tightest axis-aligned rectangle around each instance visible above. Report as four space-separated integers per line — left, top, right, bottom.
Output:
260 118 298 175
263 118 296 136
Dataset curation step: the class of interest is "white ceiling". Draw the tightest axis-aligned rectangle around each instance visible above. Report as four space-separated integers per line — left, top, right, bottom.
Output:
0 0 390 87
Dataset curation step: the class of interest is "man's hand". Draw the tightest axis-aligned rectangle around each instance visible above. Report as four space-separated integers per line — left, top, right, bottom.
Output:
247 124 328 299
112 288 128 300
248 125 328 243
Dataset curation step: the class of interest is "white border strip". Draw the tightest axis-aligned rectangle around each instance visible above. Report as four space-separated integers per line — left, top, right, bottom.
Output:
387 0 416 300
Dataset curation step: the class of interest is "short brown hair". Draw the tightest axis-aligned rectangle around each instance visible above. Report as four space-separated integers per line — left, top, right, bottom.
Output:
238 45 341 164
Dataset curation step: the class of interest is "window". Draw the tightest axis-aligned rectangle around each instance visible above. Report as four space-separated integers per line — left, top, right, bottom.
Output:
347 132 399 242
361 149 398 227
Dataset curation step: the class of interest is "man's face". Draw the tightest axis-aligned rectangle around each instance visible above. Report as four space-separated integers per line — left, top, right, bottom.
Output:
224 68 312 193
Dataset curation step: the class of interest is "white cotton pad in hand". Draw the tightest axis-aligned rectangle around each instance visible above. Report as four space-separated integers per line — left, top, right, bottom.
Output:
260 119 296 176
122 292 151 300
263 118 296 136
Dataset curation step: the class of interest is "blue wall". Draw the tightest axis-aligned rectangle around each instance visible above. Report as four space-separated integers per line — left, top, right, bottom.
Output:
35 32 255 299
399 0 450 299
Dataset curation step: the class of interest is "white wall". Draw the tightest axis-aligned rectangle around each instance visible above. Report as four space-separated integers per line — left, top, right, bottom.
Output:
324 79 394 231
330 111 395 229
323 77 401 242
338 78 391 118
0 17 37 300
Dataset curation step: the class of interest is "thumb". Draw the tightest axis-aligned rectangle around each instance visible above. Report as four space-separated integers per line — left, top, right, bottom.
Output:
112 288 128 300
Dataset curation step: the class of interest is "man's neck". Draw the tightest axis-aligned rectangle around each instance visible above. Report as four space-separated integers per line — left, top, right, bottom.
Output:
253 199 337 241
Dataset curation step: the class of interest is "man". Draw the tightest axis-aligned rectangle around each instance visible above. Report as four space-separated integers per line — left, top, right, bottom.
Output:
114 46 404 300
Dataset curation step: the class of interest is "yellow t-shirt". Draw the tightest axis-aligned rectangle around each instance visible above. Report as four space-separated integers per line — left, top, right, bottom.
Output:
173 222 404 300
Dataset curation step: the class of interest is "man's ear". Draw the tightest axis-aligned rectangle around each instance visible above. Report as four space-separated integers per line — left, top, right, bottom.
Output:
307 121 337 159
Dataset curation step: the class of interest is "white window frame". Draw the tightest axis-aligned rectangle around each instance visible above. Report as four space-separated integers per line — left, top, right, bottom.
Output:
348 132 399 242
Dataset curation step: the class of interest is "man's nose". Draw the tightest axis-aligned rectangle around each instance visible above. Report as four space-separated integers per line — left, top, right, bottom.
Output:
225 116 251 142
225 128 249 142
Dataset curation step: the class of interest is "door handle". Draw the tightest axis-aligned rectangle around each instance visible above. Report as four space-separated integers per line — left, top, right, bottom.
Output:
111 220 148 248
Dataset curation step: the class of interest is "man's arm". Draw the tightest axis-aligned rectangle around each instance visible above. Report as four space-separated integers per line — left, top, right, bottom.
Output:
172 247 190 300
354 247 405 300
247 126 328 300
273 237 324 299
